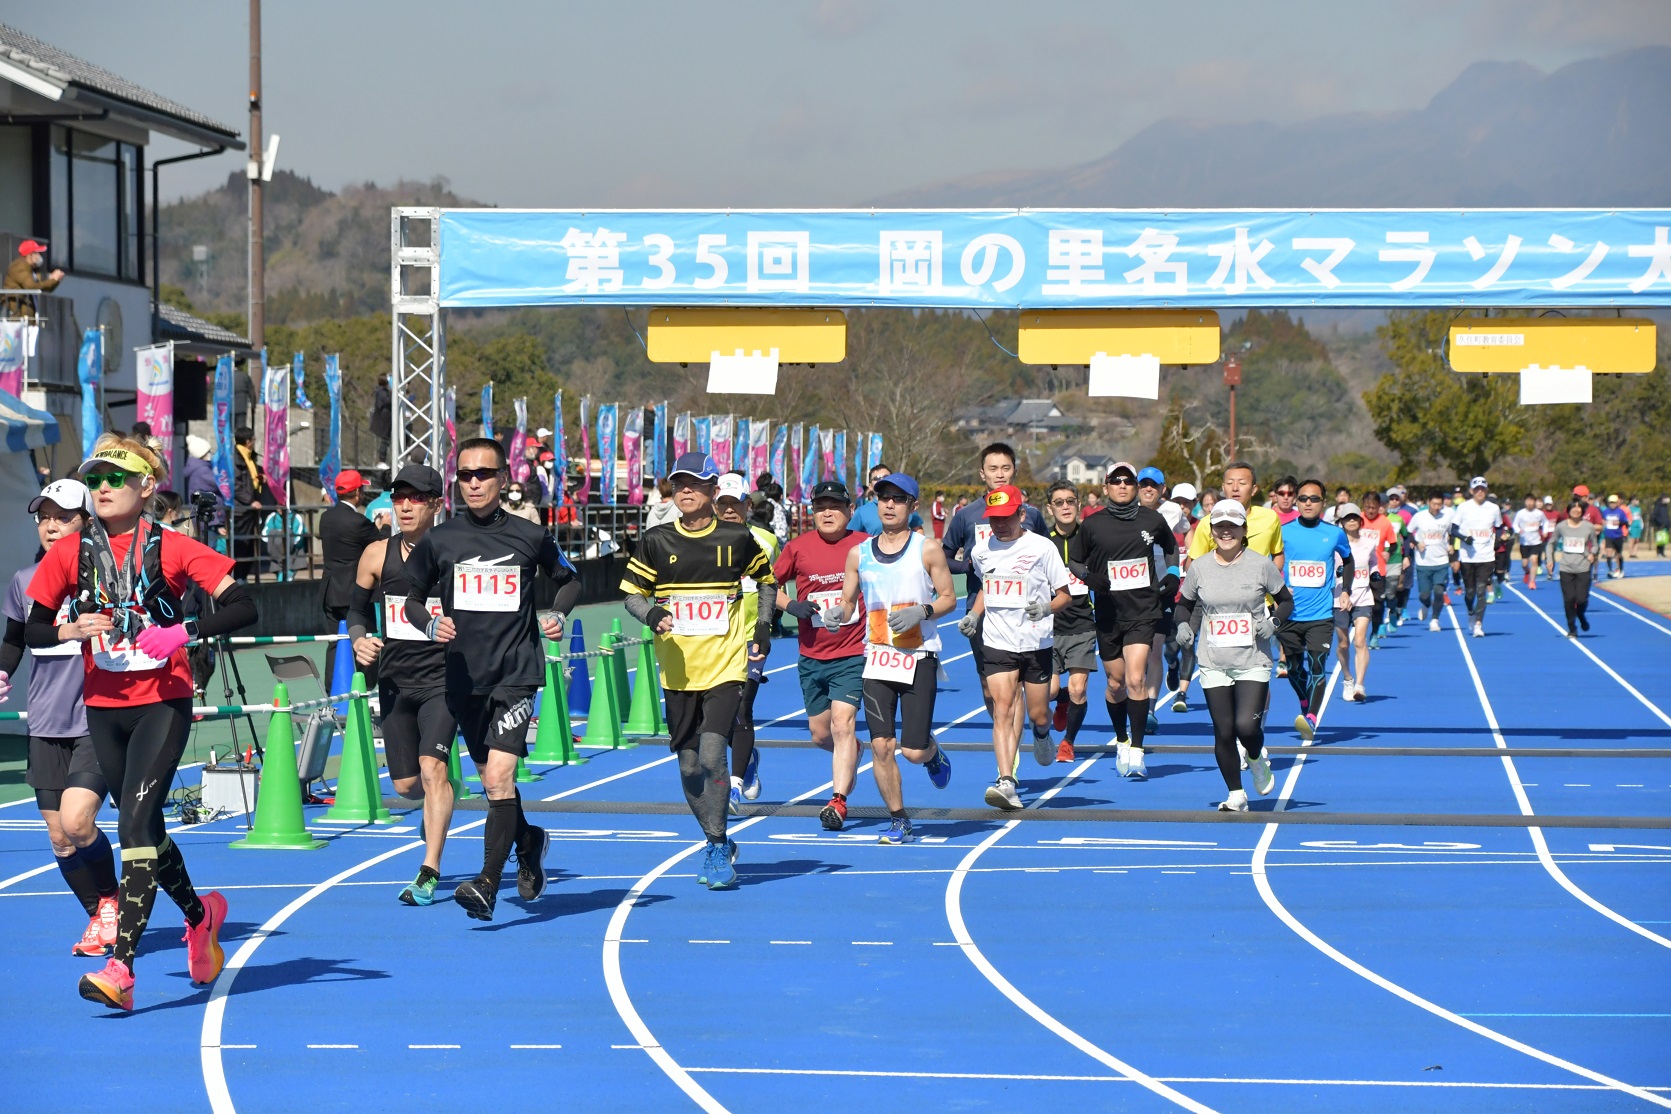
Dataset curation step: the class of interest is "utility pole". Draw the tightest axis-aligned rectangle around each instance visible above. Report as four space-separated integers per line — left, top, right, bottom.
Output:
247 0 263 353
1223 355 1241 458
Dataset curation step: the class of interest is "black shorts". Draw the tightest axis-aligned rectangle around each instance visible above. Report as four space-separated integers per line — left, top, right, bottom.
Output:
1096 618 1159 660
449 686 537 767
1277 618 1334 660
982 645 1053 686
665 682 744 752
863 653 938 750
26 734 106 812
379 683 458 781
1519 542 1545 560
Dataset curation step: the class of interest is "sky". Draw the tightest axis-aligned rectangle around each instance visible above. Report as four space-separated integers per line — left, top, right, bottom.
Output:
16 0 1671 206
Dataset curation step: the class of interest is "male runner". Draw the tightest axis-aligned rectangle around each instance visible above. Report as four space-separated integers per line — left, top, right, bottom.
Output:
850 464 925 536
1270 477 1300 525
1448 477 1502 638
775 480 868 830
716 472 780 811
1044 481 1098 760
349 465 454 906
1277 479 1352 740
823 473 955 843
965 485 1070 806
620 453 775 886
1071 461 1178 779
1511 494 1549 589
405 439 580 920
1360 493 1400 646
1541 496 1563 581
1407 491 1454 631
1136 466 1173 731
1600 495 1631 579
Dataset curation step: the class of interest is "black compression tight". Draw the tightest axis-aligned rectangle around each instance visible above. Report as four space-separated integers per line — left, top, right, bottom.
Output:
1203 681 1268 792
1560 570 1591 630
730 677 760 781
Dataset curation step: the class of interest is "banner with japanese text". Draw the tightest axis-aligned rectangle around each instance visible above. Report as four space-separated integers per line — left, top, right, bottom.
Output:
597 402 618 505
553 391 568 495
833 430 847 487
770 422 788 490
292 352 312 411
867 433 883 473
319 354 342 502
711 413 732 471
652 402 667 482
438 208 1671 310
788 423 804 502
0 320 24 397
510 396 529 482
136 342 174 441
673 410 690 460
481 382 494 439
819 427 834 482
577 396 592 502
734 417 750 473
261 349 289 505
750 419 770 481
693 415 710 456
623 406 644 504
79 328 104 454
443 386 458 511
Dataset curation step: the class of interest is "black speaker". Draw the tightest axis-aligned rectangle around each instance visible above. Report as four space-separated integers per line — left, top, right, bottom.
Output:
175 360 209 421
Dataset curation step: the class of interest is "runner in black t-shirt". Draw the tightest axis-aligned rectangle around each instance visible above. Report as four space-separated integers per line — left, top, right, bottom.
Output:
1043 481 1096 762
404 438 580 922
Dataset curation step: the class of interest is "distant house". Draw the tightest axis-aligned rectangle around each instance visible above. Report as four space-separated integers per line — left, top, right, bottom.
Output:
955 397 1082 437
1045 450 1118 485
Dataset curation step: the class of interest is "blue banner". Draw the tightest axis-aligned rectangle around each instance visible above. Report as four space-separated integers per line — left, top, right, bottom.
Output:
734 417 750 472
553 390 567 495
693 415 711 455
292 352 312 411
597 403 618 505
481 382 493 439
437 209 1671 309
318 354 341 502
77 328 103 454
833 430 847 488
652 401 667 481
210 352 233 502
867 432 883 473
770 422 788 488
801 424 818 496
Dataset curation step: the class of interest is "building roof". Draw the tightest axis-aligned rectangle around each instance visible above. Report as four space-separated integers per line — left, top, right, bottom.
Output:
155 302 253 357
0 22 242 147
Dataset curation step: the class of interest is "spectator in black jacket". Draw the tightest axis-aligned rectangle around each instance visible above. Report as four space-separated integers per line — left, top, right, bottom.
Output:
319 469 380 689
232 426 274 579
370 377 392 467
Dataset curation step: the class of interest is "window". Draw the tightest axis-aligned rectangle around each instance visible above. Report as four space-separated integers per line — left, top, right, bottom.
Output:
0 127 31 238
48 125 144 282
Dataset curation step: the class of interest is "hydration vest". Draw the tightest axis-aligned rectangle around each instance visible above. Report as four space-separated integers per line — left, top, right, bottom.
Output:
70 517 185 639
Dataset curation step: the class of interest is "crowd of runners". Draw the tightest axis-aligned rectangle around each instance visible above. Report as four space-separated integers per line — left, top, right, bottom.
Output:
0 431 1651 1010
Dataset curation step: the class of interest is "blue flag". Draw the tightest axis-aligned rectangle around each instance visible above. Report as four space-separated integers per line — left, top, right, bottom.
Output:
318 354 342 501
211 352 233 501
481 382 494 439
597 403 618 506
693 415 711 455
77 328 103 452
652 401 667 481
833 430 848 487
292 351 312 410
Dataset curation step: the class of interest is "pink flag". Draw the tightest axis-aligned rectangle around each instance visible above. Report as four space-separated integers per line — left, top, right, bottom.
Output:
261 349 289 505
624 407 645 504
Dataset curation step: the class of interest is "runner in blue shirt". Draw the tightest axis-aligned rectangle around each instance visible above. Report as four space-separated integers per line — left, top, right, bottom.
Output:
850 464 925 535
1276 479 1353 741
1600 494 1631 579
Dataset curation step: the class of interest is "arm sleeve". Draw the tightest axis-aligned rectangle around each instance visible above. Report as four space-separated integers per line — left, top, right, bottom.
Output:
942 511 969 574
1270 584 1295 624
0 617 24 675
538 531 578 585
347 582 376 642
753 579 776 642
551 576 581 616
622 593 656 626
194 581 256 638
25 601 65 649
403 536 441 631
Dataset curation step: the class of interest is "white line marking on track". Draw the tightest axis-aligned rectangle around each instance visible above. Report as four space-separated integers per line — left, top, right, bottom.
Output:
1255 651 1671 1109
851 940 892 945
408 1044 459 1049
200 751 676 1114
511 1044 563 1049
0 861 59 891
1510 586 1671 729
688 939 730 944
307 1044 357 1050
1451 601 1671 952
685 1065 1671 1090
770 940 812 945
1592 588 1671 636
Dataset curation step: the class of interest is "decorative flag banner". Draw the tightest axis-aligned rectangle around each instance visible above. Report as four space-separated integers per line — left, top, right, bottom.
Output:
437 208 1671 310
833 430 848 487
693 414 711 455
790 423 805 502
597 402 619 505
673 410 690 459
553 391 568 500
623 406 644 504
510 396 530 482
868 432 884 472
319 354 342 503
208 352 232 501
577 396 593 503
443 385 458 511
819 427 835 482
80 328 105 454
751 418 771 480
292 352 312 410
135 342 174 441
770 422 788 490
653 401 668 481
734 417 750 473
261 349 290 505
481 382 494 439
0 320 24 397
711 413 733 470
852 431 864 489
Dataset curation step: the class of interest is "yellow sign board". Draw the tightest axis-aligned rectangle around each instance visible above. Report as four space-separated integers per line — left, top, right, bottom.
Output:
645 308 846 364
1448 318 1657 374
1016 310 1221 365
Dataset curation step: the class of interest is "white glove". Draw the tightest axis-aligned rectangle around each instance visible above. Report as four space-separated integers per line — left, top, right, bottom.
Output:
887 606 926 634
0 669 9 705
816 606 845 631
1253 614 1277 641
957 611 980 637
1023 599 1049 621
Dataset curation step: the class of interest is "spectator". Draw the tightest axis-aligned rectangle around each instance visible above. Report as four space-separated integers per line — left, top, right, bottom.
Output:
179 435 222 538
2 239 63 319
1652 494 1670 557
504 481 541 524
370 375 393 466
644 478 679 530
1081 489 1102 518
319 469 379 689
932 491 947 539
232 425 274 579
753 472 789 544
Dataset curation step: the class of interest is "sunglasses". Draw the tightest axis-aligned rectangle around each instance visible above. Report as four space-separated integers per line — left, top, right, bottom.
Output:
1275 489 1297 498
1107 476 1136 486
84 470 137 490
1049 498 1078 507
456 467 501 484
1295 494 1324 503
876 492 912 505
390 490 434 505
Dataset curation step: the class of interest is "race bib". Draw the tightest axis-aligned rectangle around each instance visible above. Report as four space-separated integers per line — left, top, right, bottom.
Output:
1206 612 1253 647
1105 557 1151 591
973 523 993 548
982 575 1026 608
1420 530 1446 548
663 593 731 636
1288 560 1327 589
1562 536 1586 555
863 642 918 683
809 589 860 626
33 602 82 658
90 626 167 673
1066 569 1089 597
1353 566 1370 588
454 561 520 612
1471 529 1493 549
384 595 443 641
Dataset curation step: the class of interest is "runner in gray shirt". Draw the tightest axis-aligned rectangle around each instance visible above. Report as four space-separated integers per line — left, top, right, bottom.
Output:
1552 503 1600 636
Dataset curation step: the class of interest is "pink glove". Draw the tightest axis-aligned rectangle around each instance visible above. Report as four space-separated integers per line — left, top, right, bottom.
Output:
0 670 10 705
135 624 191 661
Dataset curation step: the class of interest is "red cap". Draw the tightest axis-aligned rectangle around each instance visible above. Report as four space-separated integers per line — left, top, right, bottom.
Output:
1572 484 1590 498
334 469 371 493
982 484 1026 518
17 240 46 256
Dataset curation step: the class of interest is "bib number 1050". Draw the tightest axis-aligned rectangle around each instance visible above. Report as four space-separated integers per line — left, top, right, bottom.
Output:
864 643 918 683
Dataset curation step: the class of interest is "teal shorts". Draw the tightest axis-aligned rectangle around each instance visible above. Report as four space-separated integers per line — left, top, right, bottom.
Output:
798 653 865 716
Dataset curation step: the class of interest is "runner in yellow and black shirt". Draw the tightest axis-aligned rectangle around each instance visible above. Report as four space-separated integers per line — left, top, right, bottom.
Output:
621 452 776 890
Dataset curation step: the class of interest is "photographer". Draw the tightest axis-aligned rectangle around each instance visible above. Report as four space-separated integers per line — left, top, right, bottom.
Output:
320 470 380 690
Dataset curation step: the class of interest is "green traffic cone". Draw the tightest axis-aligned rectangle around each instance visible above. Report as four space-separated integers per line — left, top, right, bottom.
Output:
446 739 477 799
581 634 630 750
623 633 665 737
231 682 326 850
529 644 584 766
323 673 393 824
515 755 540 783
609 618 632 721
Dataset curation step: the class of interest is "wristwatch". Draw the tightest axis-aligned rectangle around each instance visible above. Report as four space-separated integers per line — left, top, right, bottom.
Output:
922 603 934 618
183 617 201 641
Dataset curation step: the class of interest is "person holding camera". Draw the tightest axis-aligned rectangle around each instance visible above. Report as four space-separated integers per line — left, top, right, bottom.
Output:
320 470 380 690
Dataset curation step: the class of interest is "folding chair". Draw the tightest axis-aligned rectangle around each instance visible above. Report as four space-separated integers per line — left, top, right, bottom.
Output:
266 654 345 802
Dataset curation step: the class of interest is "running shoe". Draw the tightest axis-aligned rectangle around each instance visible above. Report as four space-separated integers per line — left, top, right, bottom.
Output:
1340 685 1357 703
1239 743 1250 770
1429 618 1441 632
78 958 133 1011
1032 728 1055 766
1166 663 1180 692
1395 614 1405 627
725 836 738 865
742 749 762 801
819 795 848 830
879 817 914 845
984 777 1023 810
1115 741 1131 776
1417 606 1425 621
1218 789 1249 813
1578 613 1590 632
695 843 714 886
1565 627 1576 639
1124 748 1148 779
1354 683 1367 702
705 840 738 889
727 783 743 816
1172 693 1187 714
1052 697 1068 732
399 868 439 907
184 890 228 985
925 745 952 789
1055 740 1075 764
72 911 107 957
1275 661 1288 678
1472 622 1484 638
1250 751 1275 796
453 877 497 921
517 826 550 901
1295 713 1316 742
96 894 117 951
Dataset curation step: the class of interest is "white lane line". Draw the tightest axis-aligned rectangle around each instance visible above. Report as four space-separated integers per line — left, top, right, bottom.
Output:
1449 602 1671 952
408 1044 459 1049
944 730 1216 1114
0 861 59 891
770 940 812 945
683 1065 1671 1090
1592 588 1671 636
307 1044 357 1050
602 750 883 1114
1509 586 1671 728
201 751 677 1114
851 940 892 946
511 1044 563 1049
688 939 730 945
1254 646 1671 1109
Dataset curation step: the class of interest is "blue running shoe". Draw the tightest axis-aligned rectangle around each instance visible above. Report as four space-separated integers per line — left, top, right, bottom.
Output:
728 782 743 816
879 816 913 845
725 836 738 864
742 749 761 801
706 841 737 889
1146 711 1160 736
695 842 715 886
924 745 952 789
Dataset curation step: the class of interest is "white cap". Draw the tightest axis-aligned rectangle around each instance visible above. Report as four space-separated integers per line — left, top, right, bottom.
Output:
185 434 211 459
1209 497 1247 525
1470 476 1488 490
716 473 749 502
1171 481 1198 503
1158 500 1184 531
29 478 92 515
1337 501 1363 521
536 427 552 439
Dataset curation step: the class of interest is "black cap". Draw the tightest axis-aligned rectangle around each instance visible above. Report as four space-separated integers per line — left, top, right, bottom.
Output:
810 480 851 503
392 464 444 497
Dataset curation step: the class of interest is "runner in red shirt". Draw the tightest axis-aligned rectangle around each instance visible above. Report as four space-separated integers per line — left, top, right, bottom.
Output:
773 479 868 830
27 435 256 1011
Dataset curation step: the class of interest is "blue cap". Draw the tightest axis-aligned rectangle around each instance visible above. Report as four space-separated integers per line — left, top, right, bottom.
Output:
1137 466 1166 486
873 472 919 500
669 452 720 481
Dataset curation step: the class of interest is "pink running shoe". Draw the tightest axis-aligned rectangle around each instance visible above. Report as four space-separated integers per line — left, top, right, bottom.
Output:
72 911 106 957
184 890 229 985
78 958 133 1011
